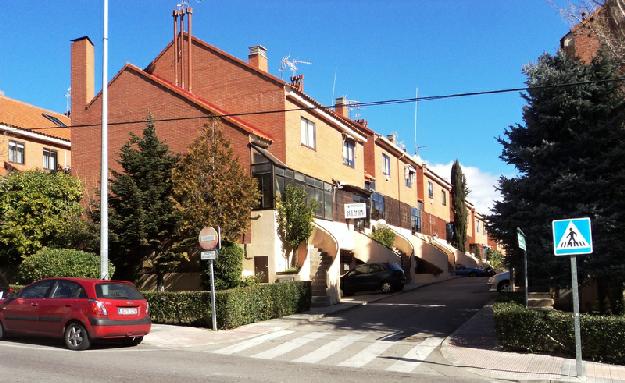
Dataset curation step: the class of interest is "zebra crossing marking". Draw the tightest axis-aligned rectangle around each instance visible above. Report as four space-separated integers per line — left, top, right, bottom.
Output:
252 332 330 359
213 329 293 355
385 336 444 373
337 340 395 368
293 333 368 364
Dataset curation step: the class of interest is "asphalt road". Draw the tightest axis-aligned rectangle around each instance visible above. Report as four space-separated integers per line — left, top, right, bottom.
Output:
0 277 496 383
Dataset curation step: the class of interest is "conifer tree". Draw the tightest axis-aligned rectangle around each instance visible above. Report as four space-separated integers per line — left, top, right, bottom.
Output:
108 115 181 288
488 50 625 312
451 160 468 252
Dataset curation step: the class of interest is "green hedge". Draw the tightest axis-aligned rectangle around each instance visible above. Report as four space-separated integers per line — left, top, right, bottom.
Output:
17 248 115 284
493 301 625 364
143 281 311 329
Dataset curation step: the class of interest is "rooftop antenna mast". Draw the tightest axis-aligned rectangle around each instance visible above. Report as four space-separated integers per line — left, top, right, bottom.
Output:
347 99 362 120
279 55 312 80
65 87 71 116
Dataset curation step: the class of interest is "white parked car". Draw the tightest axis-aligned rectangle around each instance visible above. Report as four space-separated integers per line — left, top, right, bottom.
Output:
488 271 511 292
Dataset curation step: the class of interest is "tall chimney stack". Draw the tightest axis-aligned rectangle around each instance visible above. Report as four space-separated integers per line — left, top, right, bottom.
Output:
70 36 95 119
248 45 268 72
335 96 349 118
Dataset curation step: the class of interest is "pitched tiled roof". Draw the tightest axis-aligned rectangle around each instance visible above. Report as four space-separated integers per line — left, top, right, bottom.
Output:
146 35 371 136
88 63 271 142
0 95 71 141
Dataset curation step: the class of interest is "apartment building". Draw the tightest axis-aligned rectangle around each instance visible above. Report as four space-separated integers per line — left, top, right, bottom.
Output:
0 94 71 175
70 7 489 301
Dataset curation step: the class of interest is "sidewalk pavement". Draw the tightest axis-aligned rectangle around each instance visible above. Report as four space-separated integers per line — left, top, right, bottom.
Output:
440 304 625 383
145 277 451 349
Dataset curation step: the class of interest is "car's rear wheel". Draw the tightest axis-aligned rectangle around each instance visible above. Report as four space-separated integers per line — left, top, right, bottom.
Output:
393 283 405 292
497 280 511 292
381 281 393 294
0 321 5 340
64 322 91 351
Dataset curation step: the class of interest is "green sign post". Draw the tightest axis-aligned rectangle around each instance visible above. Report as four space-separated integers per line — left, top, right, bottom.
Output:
517 227 528 308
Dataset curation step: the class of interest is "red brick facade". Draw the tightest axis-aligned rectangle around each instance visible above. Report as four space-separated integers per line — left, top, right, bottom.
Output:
146 36 287 161
70 43 268 204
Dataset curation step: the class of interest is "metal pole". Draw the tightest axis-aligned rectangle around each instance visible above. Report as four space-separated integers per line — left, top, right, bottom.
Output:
99 0 109 280
524 250 529 308
210 259 217 331
570 255 583 377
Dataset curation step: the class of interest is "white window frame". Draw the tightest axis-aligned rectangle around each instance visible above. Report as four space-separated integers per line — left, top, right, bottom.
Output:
405 166 416 188
43 148 58 170
8 140 25 164
343 139 355 167
300 117 316 149
441 189 447 206
428 181 434 199
382 154 391 176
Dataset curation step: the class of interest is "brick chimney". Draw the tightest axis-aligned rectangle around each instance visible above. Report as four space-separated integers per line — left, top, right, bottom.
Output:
248 45 268 72
70 36 95 118
335 96 349 118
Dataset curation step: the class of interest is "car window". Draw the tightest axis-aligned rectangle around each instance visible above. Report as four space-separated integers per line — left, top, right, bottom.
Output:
387 263 403 271
51 280 87 299
95 283 143 300
369 264 383 273
353 264 370 275
20 280 54 299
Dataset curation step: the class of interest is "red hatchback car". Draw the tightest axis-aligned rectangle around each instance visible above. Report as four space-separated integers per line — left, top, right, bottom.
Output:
0 277 150 350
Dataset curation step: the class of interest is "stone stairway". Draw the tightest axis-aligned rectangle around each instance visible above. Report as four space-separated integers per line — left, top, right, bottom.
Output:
310 249 332 306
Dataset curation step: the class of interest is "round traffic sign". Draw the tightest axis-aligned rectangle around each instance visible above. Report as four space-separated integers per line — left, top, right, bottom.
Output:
198 226 219 250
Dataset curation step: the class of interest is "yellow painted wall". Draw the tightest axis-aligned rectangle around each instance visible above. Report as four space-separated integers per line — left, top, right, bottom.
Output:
423 172 451 222
373 144 400 200
284 100 364 186
473 216 488 246
0 133 71 175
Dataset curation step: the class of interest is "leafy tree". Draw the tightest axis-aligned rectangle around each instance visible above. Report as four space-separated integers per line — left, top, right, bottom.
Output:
486 248 505 271
371 226 396 249
172 121 260 250
18 248 115 284
451 160 468 252
276 185 315 268
108 115 182 289
0 170 83 268
487 50 625 312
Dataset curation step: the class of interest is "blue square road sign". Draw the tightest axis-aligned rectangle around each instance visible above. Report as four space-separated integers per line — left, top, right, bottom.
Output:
552 217 593 256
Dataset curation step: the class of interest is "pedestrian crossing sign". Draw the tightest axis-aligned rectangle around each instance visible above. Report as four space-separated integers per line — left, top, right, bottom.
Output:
552 217 593 256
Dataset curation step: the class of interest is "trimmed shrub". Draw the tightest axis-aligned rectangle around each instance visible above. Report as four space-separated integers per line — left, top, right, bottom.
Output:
493 301 625 364
371 226 396 249
201 242 243 290
18 248 115 284
143 281 311 329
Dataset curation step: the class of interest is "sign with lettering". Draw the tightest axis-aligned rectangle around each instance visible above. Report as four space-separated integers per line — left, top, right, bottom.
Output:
344 203 367 219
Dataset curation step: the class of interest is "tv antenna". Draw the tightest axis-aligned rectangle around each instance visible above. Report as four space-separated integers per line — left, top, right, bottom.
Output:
347 99 362 119
279 55 311 79
65 87 71 115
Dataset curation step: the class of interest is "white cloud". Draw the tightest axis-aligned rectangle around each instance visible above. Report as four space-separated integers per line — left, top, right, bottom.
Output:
425 161 501 215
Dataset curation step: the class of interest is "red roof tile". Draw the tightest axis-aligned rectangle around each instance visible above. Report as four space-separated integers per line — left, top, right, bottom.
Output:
0 95 71 141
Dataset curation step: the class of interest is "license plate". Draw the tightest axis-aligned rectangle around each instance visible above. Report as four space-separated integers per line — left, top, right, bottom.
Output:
118 307 138 315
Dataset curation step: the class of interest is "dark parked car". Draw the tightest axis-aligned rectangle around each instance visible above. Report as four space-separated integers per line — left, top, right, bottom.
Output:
341 263 406 295
0 277 150 351
454 265 495 277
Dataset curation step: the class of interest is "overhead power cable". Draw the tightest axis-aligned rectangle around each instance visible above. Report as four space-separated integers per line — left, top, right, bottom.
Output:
21 76 625 132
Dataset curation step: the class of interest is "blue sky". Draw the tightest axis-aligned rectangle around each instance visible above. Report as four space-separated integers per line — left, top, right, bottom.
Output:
0 0 571 212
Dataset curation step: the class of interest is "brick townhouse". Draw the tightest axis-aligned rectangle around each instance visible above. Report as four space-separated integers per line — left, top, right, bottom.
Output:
70 7 489 301
0 94 71 175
